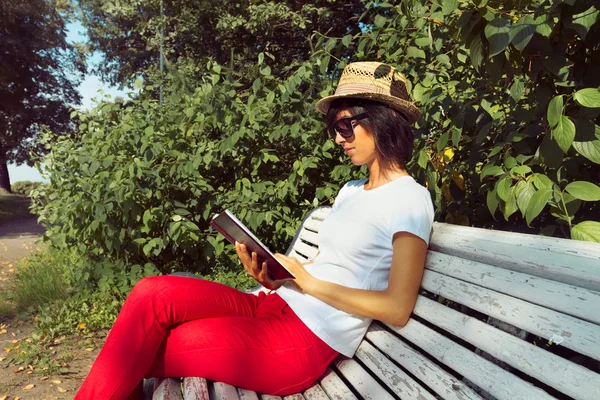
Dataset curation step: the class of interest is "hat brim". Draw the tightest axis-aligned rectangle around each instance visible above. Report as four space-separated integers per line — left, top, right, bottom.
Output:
315 92 422 124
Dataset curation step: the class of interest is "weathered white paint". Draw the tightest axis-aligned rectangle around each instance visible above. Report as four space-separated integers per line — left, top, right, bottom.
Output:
334 356 395 400
425 251 600 324
153 378 183 400
355 340 438 400
282 394 305 400
430 222 600 291
210 382 240 400
318 368 358 400
422 269 600 361
386 318 555 400
413 295 600 400
302 384 330 400
237 388 259 400
260 395 283 400
183 378 210 400
365 324 483 400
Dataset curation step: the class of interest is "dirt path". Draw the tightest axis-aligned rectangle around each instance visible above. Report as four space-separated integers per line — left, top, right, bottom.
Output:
0 216 103 400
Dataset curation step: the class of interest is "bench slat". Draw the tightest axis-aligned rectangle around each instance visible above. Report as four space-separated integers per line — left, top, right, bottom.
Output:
282 394 304 400
413 295 600 400
286 249 309 263
237 388 259 400
309 208 331 221
302 218 324 233
334 356 395 400
387 319 555 400
302 384 329 400
153 378 184 400
211 382 239 400
183 378 209 400
299 229 320 247
355 340 438 400
260 395 282 400
366 324 483 400
318 367 358 400
292 240 319 259
422 268 600 361
430 223 600 291
426 251 600 325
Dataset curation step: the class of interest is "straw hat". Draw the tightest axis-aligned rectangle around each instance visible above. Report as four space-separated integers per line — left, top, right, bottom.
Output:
315 62 421 124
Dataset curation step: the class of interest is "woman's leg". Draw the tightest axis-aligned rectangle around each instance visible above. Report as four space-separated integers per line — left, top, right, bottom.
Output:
146 293 338 396
75 276 260 399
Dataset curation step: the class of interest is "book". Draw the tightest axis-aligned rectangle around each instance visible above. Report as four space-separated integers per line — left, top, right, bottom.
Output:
210 210 295 281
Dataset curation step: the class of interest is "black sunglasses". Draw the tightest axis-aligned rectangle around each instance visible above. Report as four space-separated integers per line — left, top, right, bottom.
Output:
329 113 369 139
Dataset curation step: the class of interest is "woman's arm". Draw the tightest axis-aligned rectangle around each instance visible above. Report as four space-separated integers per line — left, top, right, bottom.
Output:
275 231 427 326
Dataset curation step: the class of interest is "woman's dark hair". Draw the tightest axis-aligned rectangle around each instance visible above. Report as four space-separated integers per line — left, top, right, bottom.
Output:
326 98 415 170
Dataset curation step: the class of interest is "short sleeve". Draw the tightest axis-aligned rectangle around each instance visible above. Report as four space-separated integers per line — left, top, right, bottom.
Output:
386 187 434 245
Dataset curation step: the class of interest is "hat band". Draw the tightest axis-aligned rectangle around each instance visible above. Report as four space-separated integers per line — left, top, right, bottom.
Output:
334 83 407 100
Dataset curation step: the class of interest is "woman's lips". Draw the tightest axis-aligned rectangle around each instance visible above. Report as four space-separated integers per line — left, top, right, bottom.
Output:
345 148 354 154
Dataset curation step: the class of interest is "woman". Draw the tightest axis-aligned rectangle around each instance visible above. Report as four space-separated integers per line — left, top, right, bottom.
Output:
75 61 434 399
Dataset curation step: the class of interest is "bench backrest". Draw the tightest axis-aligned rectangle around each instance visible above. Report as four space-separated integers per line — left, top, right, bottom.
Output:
287 206 600 400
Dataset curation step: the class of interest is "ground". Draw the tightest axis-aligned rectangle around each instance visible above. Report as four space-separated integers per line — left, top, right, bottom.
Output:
0 197 104 400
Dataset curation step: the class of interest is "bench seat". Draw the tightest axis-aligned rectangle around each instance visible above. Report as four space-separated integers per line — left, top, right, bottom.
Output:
147 206 600 400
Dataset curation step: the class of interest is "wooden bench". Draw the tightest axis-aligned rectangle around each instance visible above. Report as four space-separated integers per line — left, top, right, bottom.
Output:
146 206 600 400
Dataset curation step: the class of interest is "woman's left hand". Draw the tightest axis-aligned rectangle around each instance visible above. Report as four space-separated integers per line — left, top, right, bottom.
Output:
274 253 318 294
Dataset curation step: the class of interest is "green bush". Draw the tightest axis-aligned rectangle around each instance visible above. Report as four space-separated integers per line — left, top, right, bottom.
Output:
11 180 45 196
32 61 362 277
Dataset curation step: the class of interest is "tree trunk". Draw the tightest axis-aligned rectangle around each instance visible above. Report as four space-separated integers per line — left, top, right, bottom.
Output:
0 143 12 194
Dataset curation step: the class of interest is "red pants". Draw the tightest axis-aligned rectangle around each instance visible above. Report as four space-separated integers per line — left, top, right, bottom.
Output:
75 276 338 399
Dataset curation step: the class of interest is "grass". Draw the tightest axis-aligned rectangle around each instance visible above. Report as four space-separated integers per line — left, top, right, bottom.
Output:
0 193 33 223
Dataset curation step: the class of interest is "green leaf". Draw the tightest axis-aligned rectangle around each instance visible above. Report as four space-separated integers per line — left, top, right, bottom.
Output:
143 210 152 226
572 140 600 164
480 164 504 178
569 6 599 40
502 193 518 220
547 95 563 128
510 15 535 51
134 78 144 90
565 181 600 201
258 53 264 65
525 188 553 225
552 116 576 153
342 35 352 47
496 176 512 202
442 0 458 15
517 182 536 217
487 188 499 217
573 88 600 108
417 150 429 169
535 14 553 37
571 221 600 243
532 174 554 190
509 79 525 102
407 47 426 59
484 18 512 57
469 33 484 70
374 15 387 28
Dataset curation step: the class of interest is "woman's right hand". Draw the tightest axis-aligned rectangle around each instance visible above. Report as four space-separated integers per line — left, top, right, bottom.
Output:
235 242 284 290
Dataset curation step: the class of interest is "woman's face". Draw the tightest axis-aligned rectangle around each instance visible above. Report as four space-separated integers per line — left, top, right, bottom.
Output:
333 109 378 167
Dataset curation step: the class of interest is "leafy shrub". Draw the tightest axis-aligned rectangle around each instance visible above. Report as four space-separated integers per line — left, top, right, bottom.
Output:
11 180 45 196
32 60 362 276
333 0 599 240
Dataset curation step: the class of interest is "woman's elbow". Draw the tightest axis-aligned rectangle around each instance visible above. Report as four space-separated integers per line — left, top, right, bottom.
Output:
383 310 411 327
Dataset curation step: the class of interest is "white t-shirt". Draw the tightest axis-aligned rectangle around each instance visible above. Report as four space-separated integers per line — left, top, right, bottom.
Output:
276 176 434 357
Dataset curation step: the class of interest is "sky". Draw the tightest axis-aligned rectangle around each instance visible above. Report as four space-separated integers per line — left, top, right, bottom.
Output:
7 20 130 183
